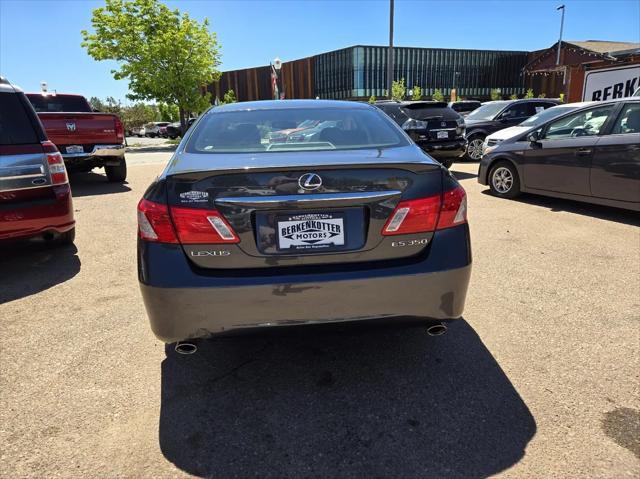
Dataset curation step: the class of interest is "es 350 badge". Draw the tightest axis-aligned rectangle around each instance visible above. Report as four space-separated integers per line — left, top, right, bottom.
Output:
179 191 209 203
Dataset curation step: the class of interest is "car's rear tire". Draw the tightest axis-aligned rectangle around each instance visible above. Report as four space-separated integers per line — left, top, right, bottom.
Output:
488 161 520 199
464 134 485 161
105 158 127 183
57 227 75 246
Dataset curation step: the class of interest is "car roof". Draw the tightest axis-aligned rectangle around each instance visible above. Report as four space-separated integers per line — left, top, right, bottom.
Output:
212 99 372 113
0 75 19 93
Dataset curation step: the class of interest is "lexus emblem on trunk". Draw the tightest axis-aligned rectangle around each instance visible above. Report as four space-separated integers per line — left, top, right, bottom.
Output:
298 173 322 191
66 122 77 132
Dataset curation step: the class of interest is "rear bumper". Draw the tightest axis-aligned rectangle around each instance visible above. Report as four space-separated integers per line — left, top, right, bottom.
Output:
417 140 467 158
61 144 125 161
0 186 74 241
138 225 472 342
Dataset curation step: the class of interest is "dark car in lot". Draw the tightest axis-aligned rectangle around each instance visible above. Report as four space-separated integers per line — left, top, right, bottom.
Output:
137 100 471 347
374 100 466 168
464 98 561 160
478 97 640 211
448 100 481 117
0 77 75 244
165 118 196 139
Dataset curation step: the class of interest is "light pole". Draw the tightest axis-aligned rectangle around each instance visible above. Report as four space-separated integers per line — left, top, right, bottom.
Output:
556 5 565 66
271 56 283 100
387 0 394 99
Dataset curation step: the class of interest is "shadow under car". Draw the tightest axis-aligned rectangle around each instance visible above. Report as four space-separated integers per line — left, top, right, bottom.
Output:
158 319 536 478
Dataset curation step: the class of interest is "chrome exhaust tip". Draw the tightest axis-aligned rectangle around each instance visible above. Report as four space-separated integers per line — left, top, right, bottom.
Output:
175 341 197 355
426 323 447 336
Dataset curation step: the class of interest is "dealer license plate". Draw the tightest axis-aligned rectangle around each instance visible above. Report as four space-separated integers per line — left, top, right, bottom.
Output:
277 213 345 251
437 131 449 139
66 145 84 154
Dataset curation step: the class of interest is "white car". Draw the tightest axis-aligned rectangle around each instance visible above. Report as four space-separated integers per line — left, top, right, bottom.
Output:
483 102 595 154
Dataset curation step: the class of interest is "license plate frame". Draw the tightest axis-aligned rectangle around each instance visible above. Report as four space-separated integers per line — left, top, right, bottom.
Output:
436 131 449 139
65 145 84 154
276 212 346 252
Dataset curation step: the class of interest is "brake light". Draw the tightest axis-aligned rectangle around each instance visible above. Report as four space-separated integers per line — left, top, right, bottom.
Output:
437 186 467 229
382 186 467 235
114 117 124 141
137 199 178 243
170 206 239 244
42 140 68 185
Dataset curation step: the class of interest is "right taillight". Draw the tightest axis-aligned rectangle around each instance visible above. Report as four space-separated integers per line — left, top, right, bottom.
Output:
382 186 467 236
137 199 239 244
42 140 68 185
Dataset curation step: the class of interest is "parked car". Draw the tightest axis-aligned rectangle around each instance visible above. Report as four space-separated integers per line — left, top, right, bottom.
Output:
375 100 467 168
131 126 145 137
448 100 481 117
26 92 127 182
464 98 561 161
483 102 595 153
137 100 471 346
158 124 169 138
164 119 196 139
144 122 170 138
478 97 640 211
0 77 75 244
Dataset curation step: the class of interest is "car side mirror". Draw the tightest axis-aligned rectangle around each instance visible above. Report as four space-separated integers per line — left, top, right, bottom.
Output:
527 130 541 143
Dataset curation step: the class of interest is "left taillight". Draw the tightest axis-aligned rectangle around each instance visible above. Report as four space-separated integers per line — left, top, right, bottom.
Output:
42 140 68 185
137 200 239 244
114 117 124 142
137 199 179 243
382 185 467 236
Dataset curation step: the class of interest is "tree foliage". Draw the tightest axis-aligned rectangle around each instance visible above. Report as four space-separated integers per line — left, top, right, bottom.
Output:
81 0 221 129
411 86 422 101
158 103 179 121
368 95 376 104
221 89 237 105
509 94 518 100
525 88 535 99
432 89 444 102
490 89 501 101
391 79 406 101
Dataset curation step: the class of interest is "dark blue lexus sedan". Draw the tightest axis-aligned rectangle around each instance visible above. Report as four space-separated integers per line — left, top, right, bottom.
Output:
137 100 471 351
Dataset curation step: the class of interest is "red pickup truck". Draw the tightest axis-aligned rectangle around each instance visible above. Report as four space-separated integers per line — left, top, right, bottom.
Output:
26 93 127 182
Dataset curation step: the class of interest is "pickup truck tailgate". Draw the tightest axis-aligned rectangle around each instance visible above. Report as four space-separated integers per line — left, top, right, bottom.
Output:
35 113 119 147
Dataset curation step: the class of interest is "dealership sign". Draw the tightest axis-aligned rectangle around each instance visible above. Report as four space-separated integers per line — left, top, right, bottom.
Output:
583 65 640 101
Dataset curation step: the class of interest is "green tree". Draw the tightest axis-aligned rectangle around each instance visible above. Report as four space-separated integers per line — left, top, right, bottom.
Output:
368 95 376 104
490 89 501 101
158 103 179 122
89 96 105 111
391 78 406 101
509 94 518 100
559 93 565 103
432 89 444 102
525 88 535 99
411 86 422 101
81 0 221 131
120 103 159 131
538 92 546 98
222 89 237 104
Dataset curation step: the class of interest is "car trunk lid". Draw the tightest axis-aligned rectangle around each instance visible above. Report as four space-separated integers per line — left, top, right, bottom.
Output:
162 149 447 269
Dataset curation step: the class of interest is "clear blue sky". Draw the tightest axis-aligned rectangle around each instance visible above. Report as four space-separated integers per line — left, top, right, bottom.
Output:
1 0 638 102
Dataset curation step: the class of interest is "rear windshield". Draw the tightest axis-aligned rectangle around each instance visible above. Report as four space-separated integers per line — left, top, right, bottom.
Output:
465 101 509 121
0 92 39 145
186 107 408 153
400 104 458 121
26 94 91 113
451 102 481 113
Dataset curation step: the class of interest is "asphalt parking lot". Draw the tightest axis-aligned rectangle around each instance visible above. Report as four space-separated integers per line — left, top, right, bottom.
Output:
1 153 638 478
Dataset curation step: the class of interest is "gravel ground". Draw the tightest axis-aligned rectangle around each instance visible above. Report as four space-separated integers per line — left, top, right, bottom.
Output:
1 155 638 478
